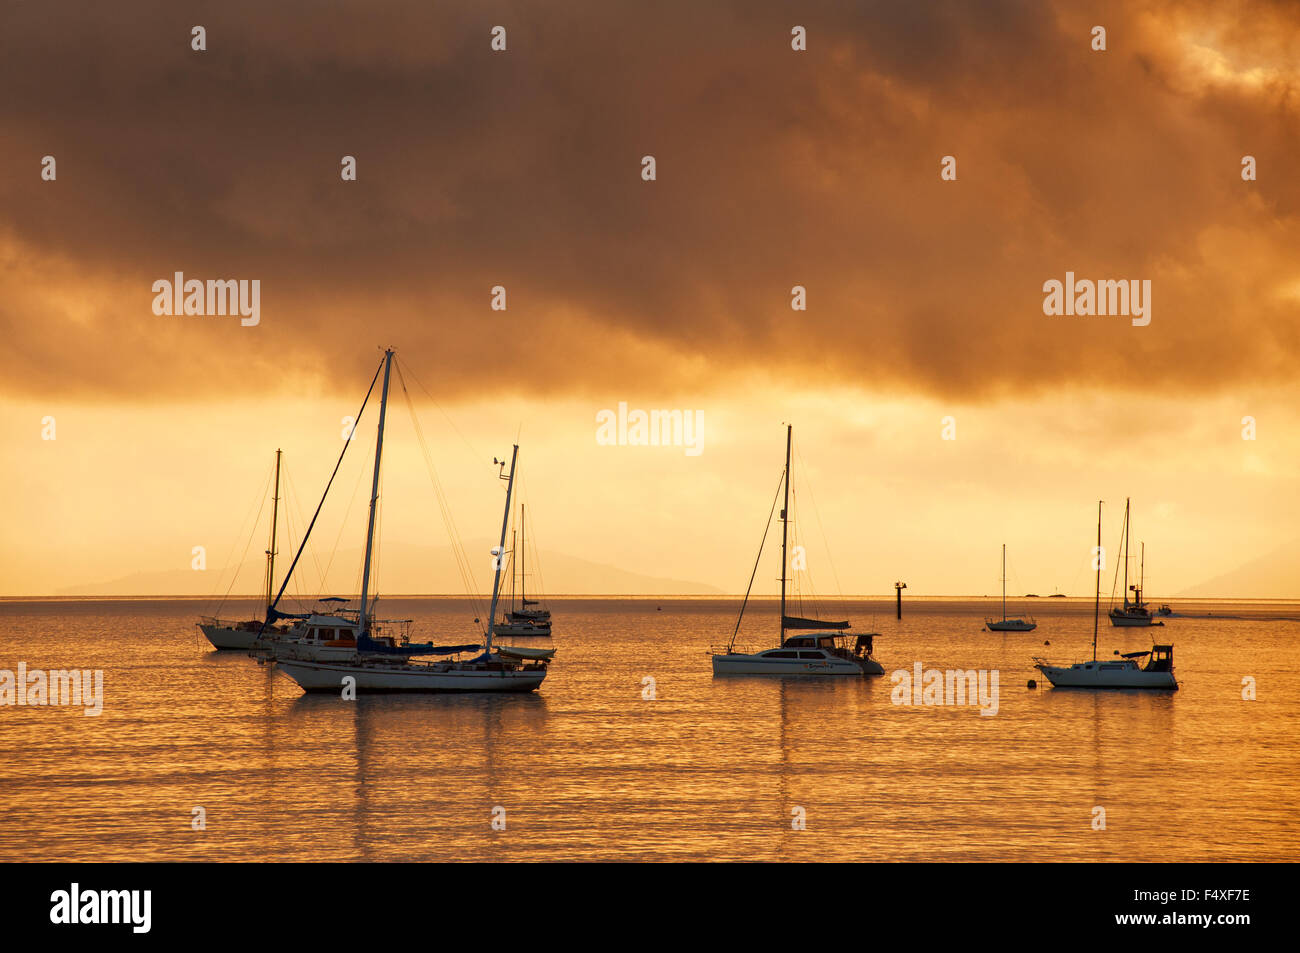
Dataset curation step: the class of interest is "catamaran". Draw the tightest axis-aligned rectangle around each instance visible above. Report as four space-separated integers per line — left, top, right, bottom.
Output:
273 348 550 694
492 505 552 637
712 425 883 677
198 449 300 649
985 543 1037 631
1033 502 1178 690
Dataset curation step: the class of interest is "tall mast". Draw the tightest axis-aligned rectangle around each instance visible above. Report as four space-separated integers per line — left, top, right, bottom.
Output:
1122 497 1131 608
486 445 519 652
780 424 791 643
358 348 394 637
1001 543 1007 621
509 528 517 611
265 449 281 610
1139 541 1145 603
520 503 526 606
1093 501 1102 662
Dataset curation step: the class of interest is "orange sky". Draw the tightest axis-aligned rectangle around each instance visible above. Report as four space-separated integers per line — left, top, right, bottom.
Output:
1 0 1297 597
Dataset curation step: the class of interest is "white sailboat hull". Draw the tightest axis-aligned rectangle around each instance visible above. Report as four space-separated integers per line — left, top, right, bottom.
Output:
199 623 263 650
1109 610 1159 627
276 657 547 693
987 546 1035 631
1035 660 1177 690
494 645 556 662
711 653 883 676
986 619 1037 632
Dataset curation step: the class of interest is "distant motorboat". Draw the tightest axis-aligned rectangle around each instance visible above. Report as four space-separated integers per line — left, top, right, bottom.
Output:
711 425 883 677
985 544 1037 632
1034 501 1178 690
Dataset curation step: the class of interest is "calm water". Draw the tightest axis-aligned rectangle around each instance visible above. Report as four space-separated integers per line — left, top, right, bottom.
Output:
1 597 1297 862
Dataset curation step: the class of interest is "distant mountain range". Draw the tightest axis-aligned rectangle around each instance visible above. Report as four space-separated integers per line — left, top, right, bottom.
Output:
55 540 722 598
47 538 1300 599
1174 538 1300 599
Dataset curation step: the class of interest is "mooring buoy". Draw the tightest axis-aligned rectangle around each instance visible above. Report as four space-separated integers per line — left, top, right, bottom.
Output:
1027 679 1037 689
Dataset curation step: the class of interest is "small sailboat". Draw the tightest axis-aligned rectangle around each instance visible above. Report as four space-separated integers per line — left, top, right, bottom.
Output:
1033 502 1178 690
274 348 549 694
198 449 299 649
984 544 1037 631
1108 498 1162 627
492 506 552 637
712 425 883 677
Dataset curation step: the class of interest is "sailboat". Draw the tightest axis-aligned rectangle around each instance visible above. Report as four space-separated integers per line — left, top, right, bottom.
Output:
492 505 552 636
1033 502 1178 690
984 544 1037 632
198 449 300 650
712 425 883 677
264 598 455 663
274 348 550 694
1109 498 1162 627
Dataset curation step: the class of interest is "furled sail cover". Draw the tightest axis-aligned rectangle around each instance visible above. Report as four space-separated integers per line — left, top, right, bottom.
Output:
356 634 479 656
782 616 850 630
266 608 311 622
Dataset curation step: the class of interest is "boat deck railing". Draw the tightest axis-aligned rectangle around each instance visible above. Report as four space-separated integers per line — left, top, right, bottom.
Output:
710 643 760 656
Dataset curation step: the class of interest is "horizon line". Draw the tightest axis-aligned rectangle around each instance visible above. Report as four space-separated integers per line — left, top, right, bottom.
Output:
4 593 1299 602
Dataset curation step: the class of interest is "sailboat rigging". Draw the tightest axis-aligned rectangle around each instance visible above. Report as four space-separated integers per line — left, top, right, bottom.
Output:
274 348 551 693
985 543 1037 632
493 504 553 636
1033 501 1177 690
198 449 300 650
712 425 883 676
1109 498 1162 627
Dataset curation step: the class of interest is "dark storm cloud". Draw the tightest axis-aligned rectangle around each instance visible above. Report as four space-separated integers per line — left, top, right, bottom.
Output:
0 0 1296 401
